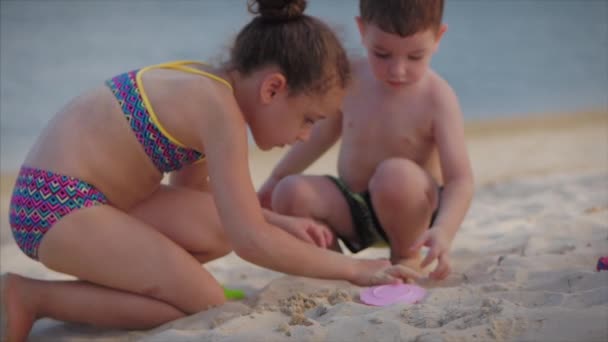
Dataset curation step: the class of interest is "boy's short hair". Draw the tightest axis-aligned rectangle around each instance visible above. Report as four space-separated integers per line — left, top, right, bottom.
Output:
359 0 444 37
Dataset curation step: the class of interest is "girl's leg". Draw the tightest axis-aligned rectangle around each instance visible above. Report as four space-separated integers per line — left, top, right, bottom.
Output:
3 204 226 341
2 273 185 342
368 158 439 266
271 175 355 249
128 185 232 263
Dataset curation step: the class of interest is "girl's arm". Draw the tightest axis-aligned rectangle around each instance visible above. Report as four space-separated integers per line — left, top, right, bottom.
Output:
196 84 419 285
261 208 295 228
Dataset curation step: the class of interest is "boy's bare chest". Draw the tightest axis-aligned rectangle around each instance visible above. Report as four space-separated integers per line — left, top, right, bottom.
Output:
341 95 434 160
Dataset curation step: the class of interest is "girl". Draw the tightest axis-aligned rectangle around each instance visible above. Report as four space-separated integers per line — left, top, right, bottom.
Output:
2 0 419 340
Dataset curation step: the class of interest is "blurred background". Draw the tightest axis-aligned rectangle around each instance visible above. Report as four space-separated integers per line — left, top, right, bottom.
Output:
1 0 607 172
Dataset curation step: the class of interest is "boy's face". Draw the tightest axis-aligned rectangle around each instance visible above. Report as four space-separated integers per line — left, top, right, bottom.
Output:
356 18 446 88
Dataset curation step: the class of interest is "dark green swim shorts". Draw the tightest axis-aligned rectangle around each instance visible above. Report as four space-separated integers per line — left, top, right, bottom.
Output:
326 175 441 253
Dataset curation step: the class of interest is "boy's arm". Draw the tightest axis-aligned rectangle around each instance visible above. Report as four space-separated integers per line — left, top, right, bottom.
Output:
432 85 474 240
270 110 343 180
258 112 342 208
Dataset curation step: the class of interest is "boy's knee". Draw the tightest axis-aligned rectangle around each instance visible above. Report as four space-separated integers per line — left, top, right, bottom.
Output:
370 158 435 209
272 175 311 213
370 158 418 199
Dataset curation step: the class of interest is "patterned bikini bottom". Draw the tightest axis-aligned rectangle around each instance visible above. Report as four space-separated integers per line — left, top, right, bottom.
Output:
9 166 108 260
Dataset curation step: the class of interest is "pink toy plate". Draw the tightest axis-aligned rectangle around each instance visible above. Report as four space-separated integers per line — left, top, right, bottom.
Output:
360 284 426 306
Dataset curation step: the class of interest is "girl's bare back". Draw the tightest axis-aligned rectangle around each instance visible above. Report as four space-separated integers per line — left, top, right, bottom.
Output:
23 66 218 210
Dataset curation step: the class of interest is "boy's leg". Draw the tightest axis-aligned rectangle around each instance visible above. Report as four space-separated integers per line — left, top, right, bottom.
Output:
4 203 226 340
271 175 357 249
368 158 439 268
128 185 232 263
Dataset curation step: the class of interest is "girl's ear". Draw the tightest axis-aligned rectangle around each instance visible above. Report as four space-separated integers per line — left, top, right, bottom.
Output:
260 72 287 104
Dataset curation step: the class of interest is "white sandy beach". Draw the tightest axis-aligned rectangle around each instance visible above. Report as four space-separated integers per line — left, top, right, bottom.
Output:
1 111 607 342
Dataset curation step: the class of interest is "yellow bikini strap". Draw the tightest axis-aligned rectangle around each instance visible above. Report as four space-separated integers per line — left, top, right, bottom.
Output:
155 60 233 91
133 60 232 150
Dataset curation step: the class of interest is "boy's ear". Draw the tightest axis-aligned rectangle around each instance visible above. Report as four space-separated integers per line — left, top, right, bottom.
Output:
260 72 287 104
355 16 366 39
433 24 448 52
436 24 448 43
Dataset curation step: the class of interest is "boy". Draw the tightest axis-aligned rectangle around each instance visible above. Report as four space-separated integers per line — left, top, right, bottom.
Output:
258 0 473 281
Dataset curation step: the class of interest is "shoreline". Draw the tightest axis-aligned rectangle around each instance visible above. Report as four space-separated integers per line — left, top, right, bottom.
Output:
247 109 608 188
1 109 605 174
463 110 606 137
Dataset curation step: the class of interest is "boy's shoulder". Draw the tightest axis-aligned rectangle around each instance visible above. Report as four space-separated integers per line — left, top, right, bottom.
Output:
350 56 369 71
345 57 374 91
426 69 459 115
427 70 455 99
350 57 371 79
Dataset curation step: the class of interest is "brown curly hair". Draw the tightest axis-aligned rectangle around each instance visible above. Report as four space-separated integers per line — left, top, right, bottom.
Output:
229 0 350 96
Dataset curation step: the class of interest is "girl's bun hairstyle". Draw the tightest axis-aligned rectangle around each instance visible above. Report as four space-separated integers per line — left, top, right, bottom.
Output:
248 0 307 21
233 0 350 96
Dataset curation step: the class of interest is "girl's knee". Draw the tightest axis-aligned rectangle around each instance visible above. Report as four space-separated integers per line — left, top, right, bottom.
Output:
179 289 226 314
146 277 226 315
192 242 232 263
204 223 232 258
214 241 232 259
186 277 226 313
196 287 226 312
185 194 232 259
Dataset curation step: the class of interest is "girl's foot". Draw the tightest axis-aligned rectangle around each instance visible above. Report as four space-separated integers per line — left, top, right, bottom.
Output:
1 273 37 342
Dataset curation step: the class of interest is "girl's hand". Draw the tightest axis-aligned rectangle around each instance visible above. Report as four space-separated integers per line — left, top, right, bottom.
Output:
286 217 334 249
409 228 453 281
350 259 422 286
257 176 281 209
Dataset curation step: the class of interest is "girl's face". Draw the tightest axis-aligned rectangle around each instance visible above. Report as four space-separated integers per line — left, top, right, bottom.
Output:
356 19 445 89
250 83 344 150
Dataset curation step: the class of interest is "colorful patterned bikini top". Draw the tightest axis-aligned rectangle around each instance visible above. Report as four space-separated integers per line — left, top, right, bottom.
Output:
105 60 233 173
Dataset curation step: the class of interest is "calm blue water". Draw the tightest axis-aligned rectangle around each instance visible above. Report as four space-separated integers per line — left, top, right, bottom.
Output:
1 0 607 172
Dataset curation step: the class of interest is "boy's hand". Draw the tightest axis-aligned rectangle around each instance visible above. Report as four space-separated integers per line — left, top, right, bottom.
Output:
286 217 334 249
257 176 281 209
409 228 453 281
350 259 422 286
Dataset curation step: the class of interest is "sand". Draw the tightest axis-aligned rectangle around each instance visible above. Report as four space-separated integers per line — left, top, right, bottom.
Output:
1 111 607 342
